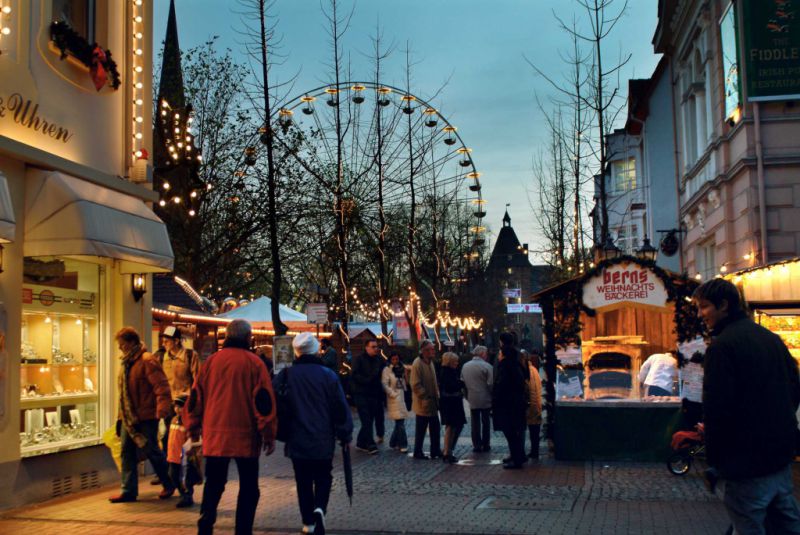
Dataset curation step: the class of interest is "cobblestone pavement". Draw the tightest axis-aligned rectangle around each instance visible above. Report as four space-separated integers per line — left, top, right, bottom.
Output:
0 417 736 534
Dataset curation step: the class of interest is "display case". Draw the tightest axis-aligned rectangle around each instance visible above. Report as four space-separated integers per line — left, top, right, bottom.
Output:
19 257 103 456
756 313 800 361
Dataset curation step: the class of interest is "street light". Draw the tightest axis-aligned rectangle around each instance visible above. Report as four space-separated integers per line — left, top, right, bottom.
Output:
636 235 658 262
601 235 621 261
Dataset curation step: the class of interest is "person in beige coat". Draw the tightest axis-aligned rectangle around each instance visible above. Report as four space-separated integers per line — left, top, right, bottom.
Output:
526 352 543 460
410 340 441 460
382 352 410 452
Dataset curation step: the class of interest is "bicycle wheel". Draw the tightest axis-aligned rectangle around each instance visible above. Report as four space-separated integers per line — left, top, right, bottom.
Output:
667 452 692 475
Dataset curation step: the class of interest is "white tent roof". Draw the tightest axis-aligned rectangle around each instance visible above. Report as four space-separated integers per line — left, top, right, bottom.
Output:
0 171 16 243
219 296 307 322
24 170 173 272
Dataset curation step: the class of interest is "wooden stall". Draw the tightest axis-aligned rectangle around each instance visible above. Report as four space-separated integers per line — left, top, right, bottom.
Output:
533 256 701 461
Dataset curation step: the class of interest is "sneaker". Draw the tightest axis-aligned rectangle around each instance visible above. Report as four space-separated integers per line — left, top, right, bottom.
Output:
109 494 136 503
376 436 384 444
313 507 326 535
301 525 315 534
413 453 430 460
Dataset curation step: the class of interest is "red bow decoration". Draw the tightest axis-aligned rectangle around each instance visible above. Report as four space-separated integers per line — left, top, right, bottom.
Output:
90 46 108 92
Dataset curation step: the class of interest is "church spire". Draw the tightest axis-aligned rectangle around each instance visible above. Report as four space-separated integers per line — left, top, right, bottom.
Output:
503 204 511 227
157 0 185 110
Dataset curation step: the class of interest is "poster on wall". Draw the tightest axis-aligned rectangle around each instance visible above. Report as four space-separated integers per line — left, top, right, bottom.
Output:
582 264 668 311
742 0 800 101
720 3 741 118
392 302 410 341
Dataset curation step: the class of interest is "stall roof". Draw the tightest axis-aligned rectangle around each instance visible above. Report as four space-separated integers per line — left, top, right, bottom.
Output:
726 257 800 306
219 295 307 322
24 170 173 272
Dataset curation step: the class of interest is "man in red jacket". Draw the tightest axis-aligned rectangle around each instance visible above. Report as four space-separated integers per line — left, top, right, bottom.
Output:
188 319 277 535
110 327 174 503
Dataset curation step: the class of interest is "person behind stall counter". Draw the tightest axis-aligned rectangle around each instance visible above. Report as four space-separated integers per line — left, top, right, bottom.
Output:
638 352 678 397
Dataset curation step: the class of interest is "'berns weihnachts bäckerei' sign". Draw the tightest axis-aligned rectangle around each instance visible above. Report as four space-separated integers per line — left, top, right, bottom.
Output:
582 264 668 310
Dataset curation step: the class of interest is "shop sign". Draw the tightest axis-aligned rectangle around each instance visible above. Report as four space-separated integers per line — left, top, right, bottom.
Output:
0 92 75 143
306 303 328 324
503 288 521 298
507 303 542 314
390 301 410 341
21 285 97 313
720 3 741 117
742 0 800 101
583 265 668 310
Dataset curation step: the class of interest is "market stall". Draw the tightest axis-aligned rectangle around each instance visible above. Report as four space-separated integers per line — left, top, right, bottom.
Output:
534 256 702 461
727 257 800 362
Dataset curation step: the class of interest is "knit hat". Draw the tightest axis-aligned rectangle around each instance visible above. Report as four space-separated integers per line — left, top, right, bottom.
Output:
293 332 320 357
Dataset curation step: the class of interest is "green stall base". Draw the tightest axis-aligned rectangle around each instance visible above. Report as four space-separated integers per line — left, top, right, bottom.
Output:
554 400 682 462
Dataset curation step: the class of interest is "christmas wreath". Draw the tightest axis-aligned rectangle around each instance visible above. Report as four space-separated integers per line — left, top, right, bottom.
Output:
49 21 121 91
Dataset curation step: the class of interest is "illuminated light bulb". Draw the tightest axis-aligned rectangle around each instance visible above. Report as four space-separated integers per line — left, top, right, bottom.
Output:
163 182 170 190
743 253 752 261
135 98 143 106
135 132 143 139
44 316 51 324
159 200 166 207
76 318 82 325
197 155 202 161
135 82 143 89
1 27 9 36
135 116 143 123
134 150 143 158
135 0 143 5
190 191 197 198
135 32 143 39
135 48 143 55
134 16 142 23
189 209 196 216
206 183 212 190
173 197 181 204
161 110 167 116
720 265 728 273
135 66 143 73
174 127 180 133
695 273 702 280
2 6 11 14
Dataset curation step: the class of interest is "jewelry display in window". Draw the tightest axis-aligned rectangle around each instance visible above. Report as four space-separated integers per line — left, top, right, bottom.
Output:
52 348 76 364
82 348 97 364
20 341 45 363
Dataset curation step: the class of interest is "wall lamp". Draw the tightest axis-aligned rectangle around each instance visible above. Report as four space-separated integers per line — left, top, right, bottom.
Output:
132 273 147 302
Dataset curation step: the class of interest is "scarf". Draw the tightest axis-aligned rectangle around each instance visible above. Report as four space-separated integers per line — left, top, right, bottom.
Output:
118 344 148 448
392 364 406 390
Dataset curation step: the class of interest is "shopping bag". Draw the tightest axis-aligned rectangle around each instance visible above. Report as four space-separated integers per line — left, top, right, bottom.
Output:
102 425 122 472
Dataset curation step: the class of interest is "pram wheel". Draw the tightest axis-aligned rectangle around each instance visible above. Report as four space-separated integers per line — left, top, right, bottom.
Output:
667 451 691 475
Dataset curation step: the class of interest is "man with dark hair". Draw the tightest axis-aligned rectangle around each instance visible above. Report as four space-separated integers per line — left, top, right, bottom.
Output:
187 319 277 535
351 339 385 454
694 278 800 533
320 338 339 373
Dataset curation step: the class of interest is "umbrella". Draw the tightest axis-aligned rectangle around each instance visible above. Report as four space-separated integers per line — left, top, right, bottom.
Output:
341 441 353 505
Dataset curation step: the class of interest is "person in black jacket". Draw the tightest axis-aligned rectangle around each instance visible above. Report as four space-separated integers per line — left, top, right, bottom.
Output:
351 339 385 454
492 332 528 469
694 278 800 534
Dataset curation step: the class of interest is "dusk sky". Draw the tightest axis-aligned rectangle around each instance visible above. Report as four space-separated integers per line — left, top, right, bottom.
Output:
154 0 661 263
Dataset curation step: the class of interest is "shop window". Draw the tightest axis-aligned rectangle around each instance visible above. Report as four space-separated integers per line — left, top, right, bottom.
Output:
20 257 103 456
695 241 716 281
52 0 96 44
611 158 636 194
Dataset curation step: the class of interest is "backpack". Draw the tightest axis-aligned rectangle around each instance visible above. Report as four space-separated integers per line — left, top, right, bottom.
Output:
275 368 293 442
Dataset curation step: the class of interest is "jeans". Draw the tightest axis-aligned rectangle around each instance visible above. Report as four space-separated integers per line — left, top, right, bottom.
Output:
443 424 463 457
647 385 672 397
414 414 442 457
199 456 260 535
389 419 408 449
355 395 383 448
168 462 193 498
470 408 491 450
120 419 172 497
160 412 174 453
502 426 526 465
722 464 800 535
527 424 541 458
291 458 334 526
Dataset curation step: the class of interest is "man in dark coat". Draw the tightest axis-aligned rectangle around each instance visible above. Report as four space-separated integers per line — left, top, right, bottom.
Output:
492 332 528 469
274 333 353 535
320 338 339 373
694 278 800 533
351 339 385 453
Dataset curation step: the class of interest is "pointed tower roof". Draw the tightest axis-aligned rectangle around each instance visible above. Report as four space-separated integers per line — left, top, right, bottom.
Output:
502 209 511 227
488 209 532 270
157 0 185 110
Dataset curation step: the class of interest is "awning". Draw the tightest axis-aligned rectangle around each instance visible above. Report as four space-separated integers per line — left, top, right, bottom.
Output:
25 170 173 272
0 171 16 243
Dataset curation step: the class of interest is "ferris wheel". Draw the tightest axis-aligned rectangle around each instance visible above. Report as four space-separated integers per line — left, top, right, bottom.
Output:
274 81 487 252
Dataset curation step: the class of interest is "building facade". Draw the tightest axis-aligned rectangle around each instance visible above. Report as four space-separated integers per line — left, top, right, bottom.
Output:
655 0 800 279
0 0 171 509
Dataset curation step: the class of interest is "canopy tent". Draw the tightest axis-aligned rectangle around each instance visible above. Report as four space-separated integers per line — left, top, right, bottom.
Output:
24 170 173 272
0 171 16 243
219 295 307 323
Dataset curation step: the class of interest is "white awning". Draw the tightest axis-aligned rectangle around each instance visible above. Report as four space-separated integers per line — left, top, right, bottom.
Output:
0 171 16 243
25 170 173 273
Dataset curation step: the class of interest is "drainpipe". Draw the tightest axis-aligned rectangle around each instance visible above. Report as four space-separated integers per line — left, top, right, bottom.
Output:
668 58 686 271
753 102 768 265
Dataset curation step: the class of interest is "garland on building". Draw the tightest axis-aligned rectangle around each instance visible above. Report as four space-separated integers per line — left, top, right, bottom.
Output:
543 255 705 349
49 21 121 91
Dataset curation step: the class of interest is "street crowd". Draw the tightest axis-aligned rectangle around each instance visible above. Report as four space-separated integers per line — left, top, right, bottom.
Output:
108 278 800 535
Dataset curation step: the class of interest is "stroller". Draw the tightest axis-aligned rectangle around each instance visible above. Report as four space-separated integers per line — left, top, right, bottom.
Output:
667 423 706 475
